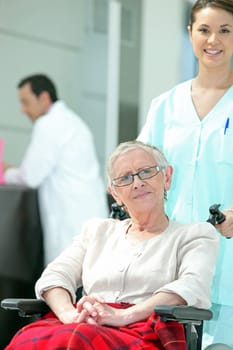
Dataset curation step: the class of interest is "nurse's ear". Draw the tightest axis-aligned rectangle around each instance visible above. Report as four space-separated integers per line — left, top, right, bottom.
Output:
187 24 193 45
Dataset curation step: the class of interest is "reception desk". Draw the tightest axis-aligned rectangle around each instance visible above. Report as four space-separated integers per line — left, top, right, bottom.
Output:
0 185 44 349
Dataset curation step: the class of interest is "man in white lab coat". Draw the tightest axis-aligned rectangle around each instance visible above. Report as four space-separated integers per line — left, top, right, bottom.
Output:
3 74 108 265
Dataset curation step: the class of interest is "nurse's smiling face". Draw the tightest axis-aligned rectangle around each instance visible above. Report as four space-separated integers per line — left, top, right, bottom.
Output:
18 83 51 122
188 6 233 68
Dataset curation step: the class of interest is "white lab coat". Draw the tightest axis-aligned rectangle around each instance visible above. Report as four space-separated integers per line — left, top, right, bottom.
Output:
5 101 108 264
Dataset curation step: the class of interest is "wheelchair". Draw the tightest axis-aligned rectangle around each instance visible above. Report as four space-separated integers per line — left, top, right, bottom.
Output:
1 203 232 350
0 297 214 350
2 296 232 350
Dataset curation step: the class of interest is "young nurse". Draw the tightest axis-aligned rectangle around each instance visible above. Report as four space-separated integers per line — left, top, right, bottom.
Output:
138 0 233 347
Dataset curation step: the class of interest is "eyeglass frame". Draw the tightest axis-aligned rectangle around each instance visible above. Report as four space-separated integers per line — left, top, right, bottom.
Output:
111 165 166 187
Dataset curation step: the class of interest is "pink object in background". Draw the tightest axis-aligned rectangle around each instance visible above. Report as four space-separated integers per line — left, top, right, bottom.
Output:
0 138 5 184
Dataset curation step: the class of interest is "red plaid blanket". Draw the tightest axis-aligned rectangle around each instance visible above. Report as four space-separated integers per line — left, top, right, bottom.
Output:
5 303 186 350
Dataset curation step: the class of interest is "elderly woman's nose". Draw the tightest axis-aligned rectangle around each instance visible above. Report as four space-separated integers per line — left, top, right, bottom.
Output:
133 174 144 187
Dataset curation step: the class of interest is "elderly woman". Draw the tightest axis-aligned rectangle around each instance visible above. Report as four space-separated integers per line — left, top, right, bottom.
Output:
5 141 219 350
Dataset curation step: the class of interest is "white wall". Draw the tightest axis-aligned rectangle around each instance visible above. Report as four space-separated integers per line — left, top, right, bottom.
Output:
138 0 184 129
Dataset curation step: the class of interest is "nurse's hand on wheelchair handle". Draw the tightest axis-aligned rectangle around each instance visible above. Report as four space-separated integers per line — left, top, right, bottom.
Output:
207 204 233 239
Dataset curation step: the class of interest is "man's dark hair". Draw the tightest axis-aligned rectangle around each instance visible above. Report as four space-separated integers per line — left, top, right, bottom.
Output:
18 74 58 102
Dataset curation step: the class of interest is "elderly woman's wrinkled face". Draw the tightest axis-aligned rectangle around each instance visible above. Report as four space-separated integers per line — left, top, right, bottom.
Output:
109 148 172 213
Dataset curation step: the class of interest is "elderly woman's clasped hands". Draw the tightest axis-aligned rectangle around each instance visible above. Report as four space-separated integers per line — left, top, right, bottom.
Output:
76 296 125 326
57 295 126 327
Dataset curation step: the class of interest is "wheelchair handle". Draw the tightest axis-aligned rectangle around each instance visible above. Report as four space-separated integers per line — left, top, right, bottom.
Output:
111 202 231 238
207 204 226 225
110 202 129 220
207 204 232 239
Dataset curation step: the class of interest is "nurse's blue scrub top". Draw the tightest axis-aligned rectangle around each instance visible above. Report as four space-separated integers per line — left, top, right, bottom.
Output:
138 79 233 306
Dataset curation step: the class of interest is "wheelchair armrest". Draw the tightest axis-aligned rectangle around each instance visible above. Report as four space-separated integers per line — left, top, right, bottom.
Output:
154 305 212 323
154 306 212 350
1 298 50 317
1 299 212 324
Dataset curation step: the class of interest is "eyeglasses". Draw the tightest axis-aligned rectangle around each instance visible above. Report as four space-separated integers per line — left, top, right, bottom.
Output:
111 165 166 187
